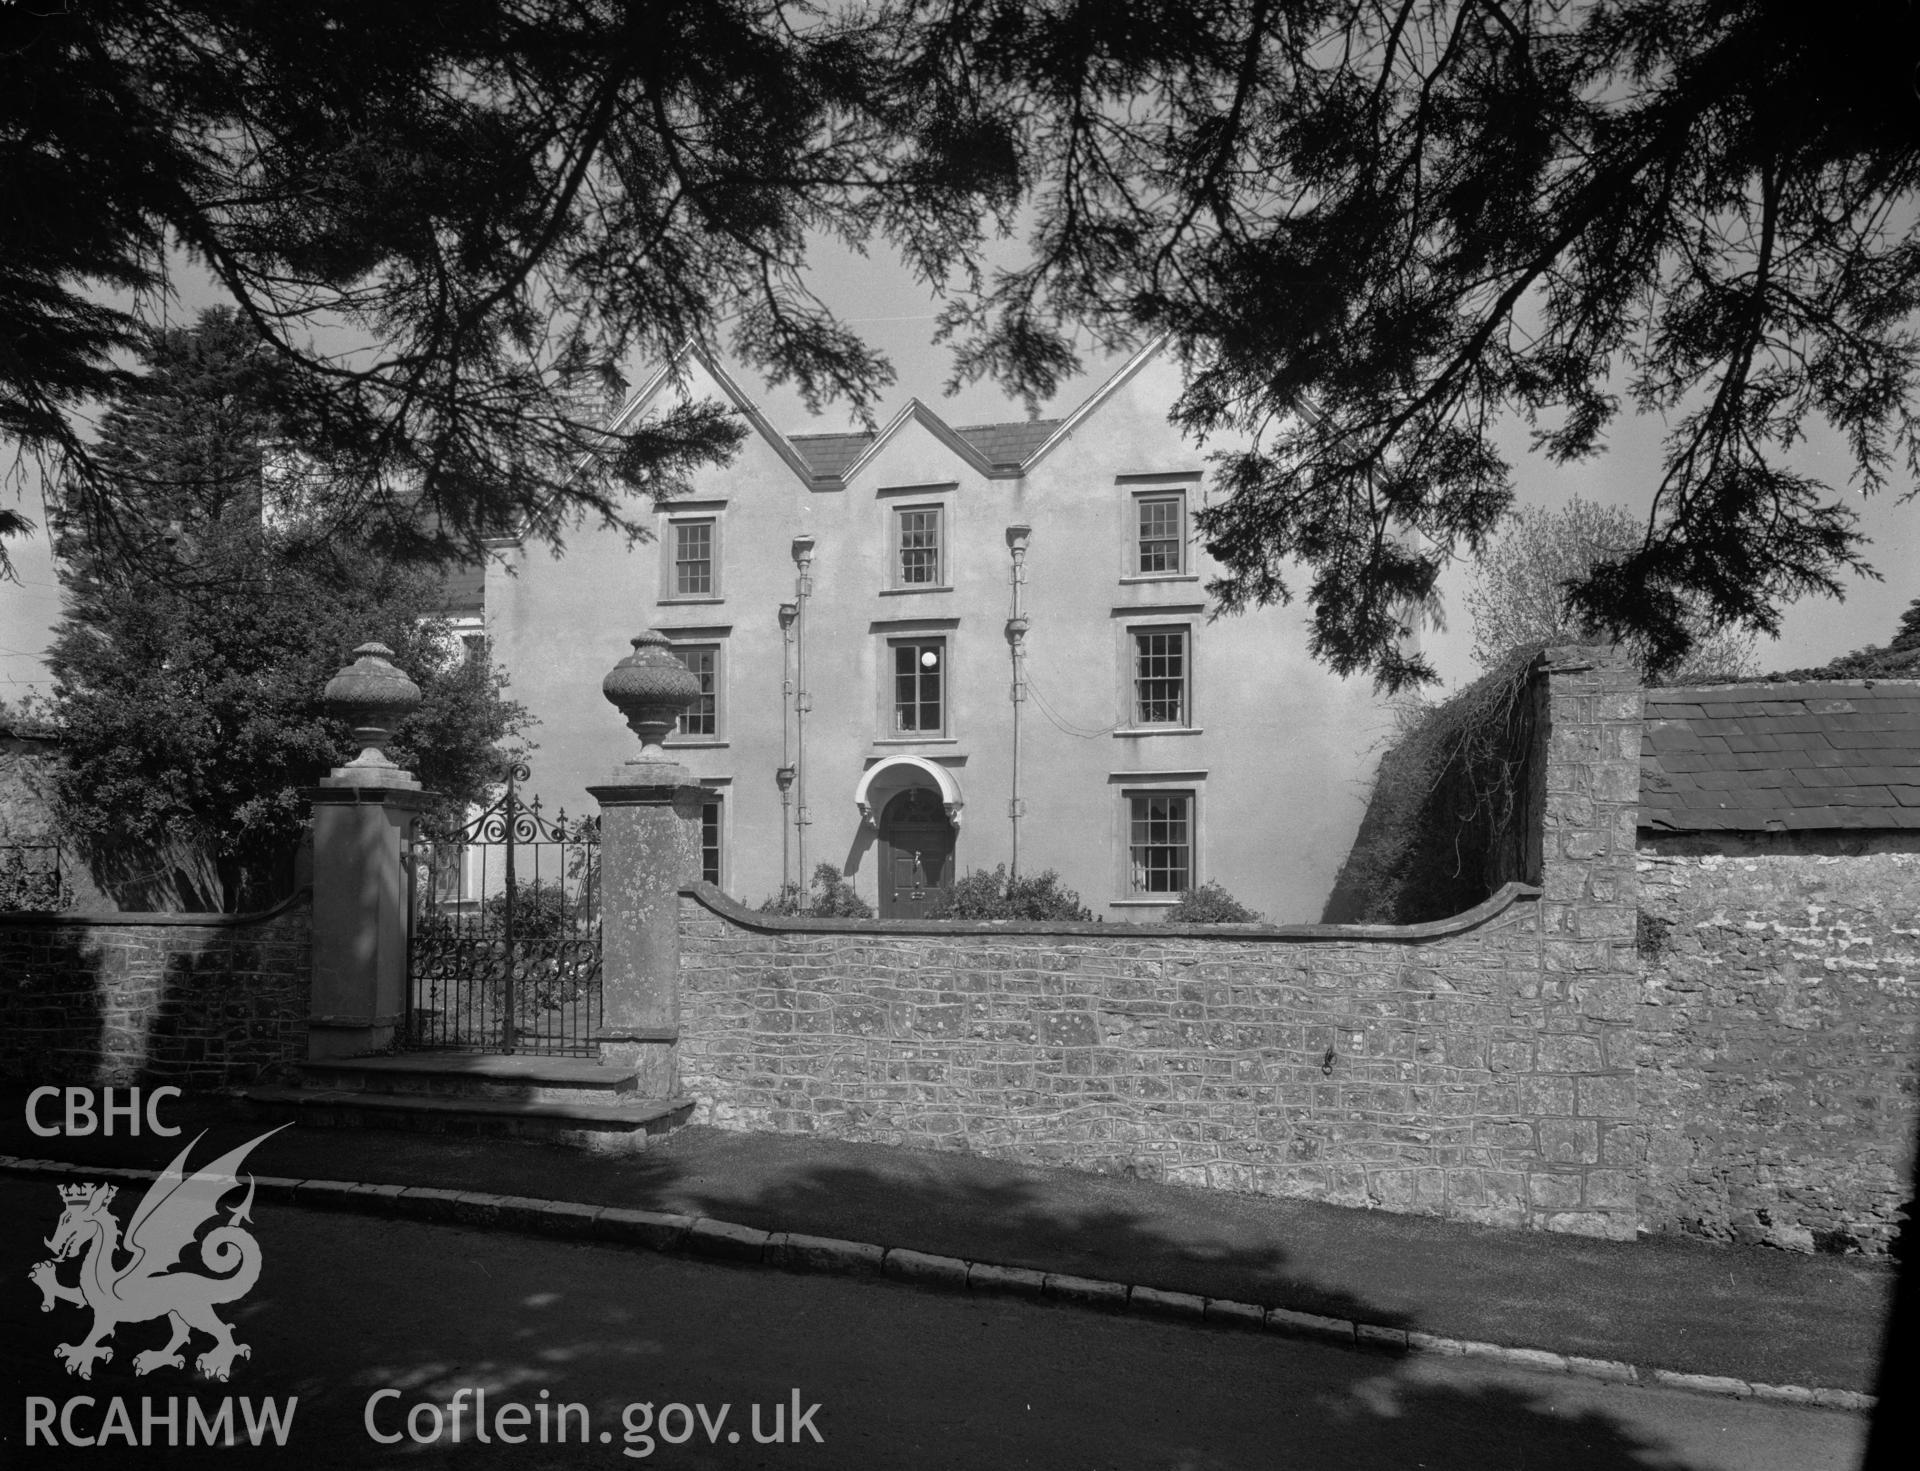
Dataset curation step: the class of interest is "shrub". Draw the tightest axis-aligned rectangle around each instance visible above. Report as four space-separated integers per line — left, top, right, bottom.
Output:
1166 881 1262 923
756 862 873 918
482 879 583 939
925 865 1092 921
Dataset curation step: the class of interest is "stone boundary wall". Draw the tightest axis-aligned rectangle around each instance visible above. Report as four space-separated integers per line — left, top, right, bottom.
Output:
1636 832 1920 1254
674 643 1648 1240
0 891 312 1086
677 881 1652 1237
676 652 1920 1255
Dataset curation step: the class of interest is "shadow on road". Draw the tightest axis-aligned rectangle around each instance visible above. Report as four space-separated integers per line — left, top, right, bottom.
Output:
9 1172 1830 1471
3 1106 1874 1468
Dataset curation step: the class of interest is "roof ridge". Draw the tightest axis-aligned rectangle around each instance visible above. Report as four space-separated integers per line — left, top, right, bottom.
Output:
587 337 1170 498
782 417 1061 440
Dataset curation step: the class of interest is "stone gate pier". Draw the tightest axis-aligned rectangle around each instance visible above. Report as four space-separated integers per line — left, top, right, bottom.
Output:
589 627 706 1096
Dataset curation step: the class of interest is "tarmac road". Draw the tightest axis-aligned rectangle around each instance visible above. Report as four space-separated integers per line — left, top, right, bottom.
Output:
0 1179 1865 1471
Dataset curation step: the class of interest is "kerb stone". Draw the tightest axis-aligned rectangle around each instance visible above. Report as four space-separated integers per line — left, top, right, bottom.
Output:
767 1233 885 1275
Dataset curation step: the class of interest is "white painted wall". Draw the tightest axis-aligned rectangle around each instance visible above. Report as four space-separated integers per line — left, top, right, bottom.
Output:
488 346 1391 922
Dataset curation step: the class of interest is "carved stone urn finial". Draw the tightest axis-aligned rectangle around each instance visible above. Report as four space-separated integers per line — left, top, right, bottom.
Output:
322 642 422 785
602 628 702 761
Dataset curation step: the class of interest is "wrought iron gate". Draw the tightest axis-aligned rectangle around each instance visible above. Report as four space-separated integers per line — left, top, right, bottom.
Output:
404 765 601 1055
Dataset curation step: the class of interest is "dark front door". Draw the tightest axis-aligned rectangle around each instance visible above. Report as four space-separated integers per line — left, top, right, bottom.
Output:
878 788 955 918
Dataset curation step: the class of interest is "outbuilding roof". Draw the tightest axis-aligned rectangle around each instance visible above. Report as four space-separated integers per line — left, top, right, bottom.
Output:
1640 681 1920 830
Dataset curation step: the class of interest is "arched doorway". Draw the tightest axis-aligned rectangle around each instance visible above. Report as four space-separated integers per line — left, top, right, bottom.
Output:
877 787 955 918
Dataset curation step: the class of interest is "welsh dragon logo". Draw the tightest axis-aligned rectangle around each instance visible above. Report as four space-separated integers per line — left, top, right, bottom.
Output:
29 1126 289 1382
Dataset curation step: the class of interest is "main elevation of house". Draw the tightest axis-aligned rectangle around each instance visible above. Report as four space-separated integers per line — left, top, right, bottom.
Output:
485 341 1386 921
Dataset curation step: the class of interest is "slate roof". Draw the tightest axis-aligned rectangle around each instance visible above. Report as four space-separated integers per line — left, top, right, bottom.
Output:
785 431 873 481
785 419 1062 481
1640 681 1920 831
954 419 1063 467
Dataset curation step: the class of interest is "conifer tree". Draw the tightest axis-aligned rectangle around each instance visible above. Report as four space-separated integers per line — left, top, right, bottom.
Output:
44 309 526 911
6 2 1915 688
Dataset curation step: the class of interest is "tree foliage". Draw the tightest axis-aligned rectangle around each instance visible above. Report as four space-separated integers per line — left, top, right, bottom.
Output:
1466 497 1756 683
1763 596 1920 680
0 0 1005 570
1819 598 1920 678
930 0 1919 687
43 309 528 912
5 2 1916 690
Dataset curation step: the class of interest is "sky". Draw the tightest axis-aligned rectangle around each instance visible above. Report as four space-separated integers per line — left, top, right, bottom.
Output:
3 236 1916 708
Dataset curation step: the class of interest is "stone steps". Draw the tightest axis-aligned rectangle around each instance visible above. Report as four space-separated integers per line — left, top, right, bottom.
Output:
296 1053 641 1107
241 1054 692 1154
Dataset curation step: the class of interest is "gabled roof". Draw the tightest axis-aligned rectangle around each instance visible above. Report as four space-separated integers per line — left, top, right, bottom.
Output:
953 419 1067 467
1640 681 1920 831
784 431 873 481
787 419 1064 481
605 337 1168 492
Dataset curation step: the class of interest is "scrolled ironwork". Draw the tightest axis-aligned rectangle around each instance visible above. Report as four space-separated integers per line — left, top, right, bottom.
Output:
431 764 587 851
402 763 601 1056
